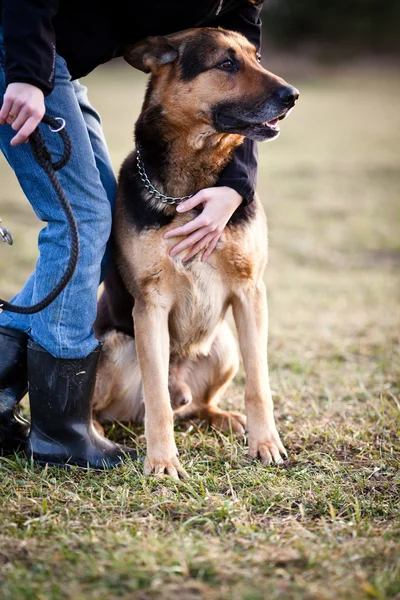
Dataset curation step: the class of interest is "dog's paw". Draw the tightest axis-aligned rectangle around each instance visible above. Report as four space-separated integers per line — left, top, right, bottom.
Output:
248 429 287 465
144 453 188 480
208 409 247 436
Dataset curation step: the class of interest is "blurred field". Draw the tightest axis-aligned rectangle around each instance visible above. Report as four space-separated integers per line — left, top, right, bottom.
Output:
0 64 399 600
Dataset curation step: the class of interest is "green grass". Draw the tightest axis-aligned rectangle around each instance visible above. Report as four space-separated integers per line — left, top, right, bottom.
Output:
0 64 399 599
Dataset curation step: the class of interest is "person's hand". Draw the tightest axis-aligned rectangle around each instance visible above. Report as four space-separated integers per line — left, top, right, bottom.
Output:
164 186 243 262
0 83 45 146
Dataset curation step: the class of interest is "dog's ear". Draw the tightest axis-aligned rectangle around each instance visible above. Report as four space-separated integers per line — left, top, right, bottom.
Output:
124 36 179 74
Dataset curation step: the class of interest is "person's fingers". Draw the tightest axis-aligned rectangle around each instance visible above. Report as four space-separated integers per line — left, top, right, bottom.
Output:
164 213 212 240
11 100 44 134
5 99 24 125
202 232 221 261
175 189 210 213
10 116 40 146
10 107 30 132
0 96 13 124
169 227 212 257
182 231 216 262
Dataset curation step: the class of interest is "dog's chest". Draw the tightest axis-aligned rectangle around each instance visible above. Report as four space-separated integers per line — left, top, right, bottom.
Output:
168 258 228 357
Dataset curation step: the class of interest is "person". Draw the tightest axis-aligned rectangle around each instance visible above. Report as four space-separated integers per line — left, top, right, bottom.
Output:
0 0 262 468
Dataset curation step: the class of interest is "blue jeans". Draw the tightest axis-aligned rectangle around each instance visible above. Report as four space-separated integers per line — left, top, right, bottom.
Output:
0 28 116 358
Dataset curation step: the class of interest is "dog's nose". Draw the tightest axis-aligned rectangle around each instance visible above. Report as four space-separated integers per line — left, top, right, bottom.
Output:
277 85 299 106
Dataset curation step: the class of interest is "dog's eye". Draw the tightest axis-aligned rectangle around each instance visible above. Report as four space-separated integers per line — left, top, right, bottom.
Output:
256 53 262 63
218 59 237 71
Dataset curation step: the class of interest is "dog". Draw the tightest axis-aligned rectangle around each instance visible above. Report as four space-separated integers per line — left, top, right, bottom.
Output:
92 27 299 478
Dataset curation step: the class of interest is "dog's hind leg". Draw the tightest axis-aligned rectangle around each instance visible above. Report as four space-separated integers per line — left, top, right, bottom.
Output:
92 330 146 424
232 281 287 465
133 299 187 479
175 321 246 435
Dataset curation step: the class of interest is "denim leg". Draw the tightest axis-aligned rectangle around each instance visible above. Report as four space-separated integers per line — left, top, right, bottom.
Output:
0 52 112 358
72 80 116 277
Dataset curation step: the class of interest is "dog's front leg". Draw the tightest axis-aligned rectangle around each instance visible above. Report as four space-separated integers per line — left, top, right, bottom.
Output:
133 301 187 479
232 281 287 465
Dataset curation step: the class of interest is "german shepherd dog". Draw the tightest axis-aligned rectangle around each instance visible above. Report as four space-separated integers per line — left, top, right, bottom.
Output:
93 27 299 478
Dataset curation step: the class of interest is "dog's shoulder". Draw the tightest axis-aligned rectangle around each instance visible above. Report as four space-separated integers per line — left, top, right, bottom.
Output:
117 152 175 233
228 199 258 228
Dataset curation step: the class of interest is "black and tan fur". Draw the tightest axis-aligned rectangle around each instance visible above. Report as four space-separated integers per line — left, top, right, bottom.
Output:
93 27 299 478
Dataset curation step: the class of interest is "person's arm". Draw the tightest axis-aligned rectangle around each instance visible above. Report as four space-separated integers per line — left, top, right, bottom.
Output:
207 1 263 205
2 0 60 95
0 1 60 144
207 1 262 51
216 138 258 206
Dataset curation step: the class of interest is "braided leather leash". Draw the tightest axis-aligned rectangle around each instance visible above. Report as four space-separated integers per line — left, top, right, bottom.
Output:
0 112 79 314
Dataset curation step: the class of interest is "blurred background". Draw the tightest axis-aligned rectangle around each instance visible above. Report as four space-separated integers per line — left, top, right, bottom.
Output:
0 0 399 398
262 0 400 59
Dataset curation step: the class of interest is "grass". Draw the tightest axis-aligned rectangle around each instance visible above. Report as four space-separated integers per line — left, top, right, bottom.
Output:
0 63 399 599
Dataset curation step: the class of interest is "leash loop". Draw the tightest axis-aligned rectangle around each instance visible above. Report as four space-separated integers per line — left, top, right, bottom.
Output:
49 117 66 134
0 108 79 314
30 114 72 171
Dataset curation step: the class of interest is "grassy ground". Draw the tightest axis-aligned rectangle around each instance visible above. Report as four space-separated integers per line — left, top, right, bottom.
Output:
0 64 399 600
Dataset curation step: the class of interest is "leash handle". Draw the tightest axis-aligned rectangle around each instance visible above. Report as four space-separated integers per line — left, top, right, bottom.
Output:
0 109 80 315
30 114 72 171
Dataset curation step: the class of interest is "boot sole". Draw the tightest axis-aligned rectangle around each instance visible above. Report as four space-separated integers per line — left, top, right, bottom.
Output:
33 459 107 472
31 454 138 471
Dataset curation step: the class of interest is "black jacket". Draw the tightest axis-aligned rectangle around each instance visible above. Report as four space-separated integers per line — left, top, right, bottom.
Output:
0 1 262 203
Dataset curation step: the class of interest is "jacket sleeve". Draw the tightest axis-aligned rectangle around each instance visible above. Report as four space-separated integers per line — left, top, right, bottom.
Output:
2 0 60 96
207 1 263 204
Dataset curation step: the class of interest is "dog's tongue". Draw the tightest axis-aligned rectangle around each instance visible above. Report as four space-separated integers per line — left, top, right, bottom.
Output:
266 118 279 127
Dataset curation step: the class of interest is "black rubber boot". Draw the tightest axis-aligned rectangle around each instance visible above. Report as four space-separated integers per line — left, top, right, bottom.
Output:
0 326 29 454
26 341 138 469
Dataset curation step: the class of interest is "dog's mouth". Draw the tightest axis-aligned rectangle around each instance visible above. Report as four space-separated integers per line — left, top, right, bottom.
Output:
265 111 289 128
214 107 292 142
261 115 282 133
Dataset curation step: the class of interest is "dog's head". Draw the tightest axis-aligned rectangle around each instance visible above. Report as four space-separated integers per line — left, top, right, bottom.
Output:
125 28 298 143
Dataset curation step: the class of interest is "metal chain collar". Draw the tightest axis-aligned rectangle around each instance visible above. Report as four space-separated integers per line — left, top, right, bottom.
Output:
136 144 193 206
